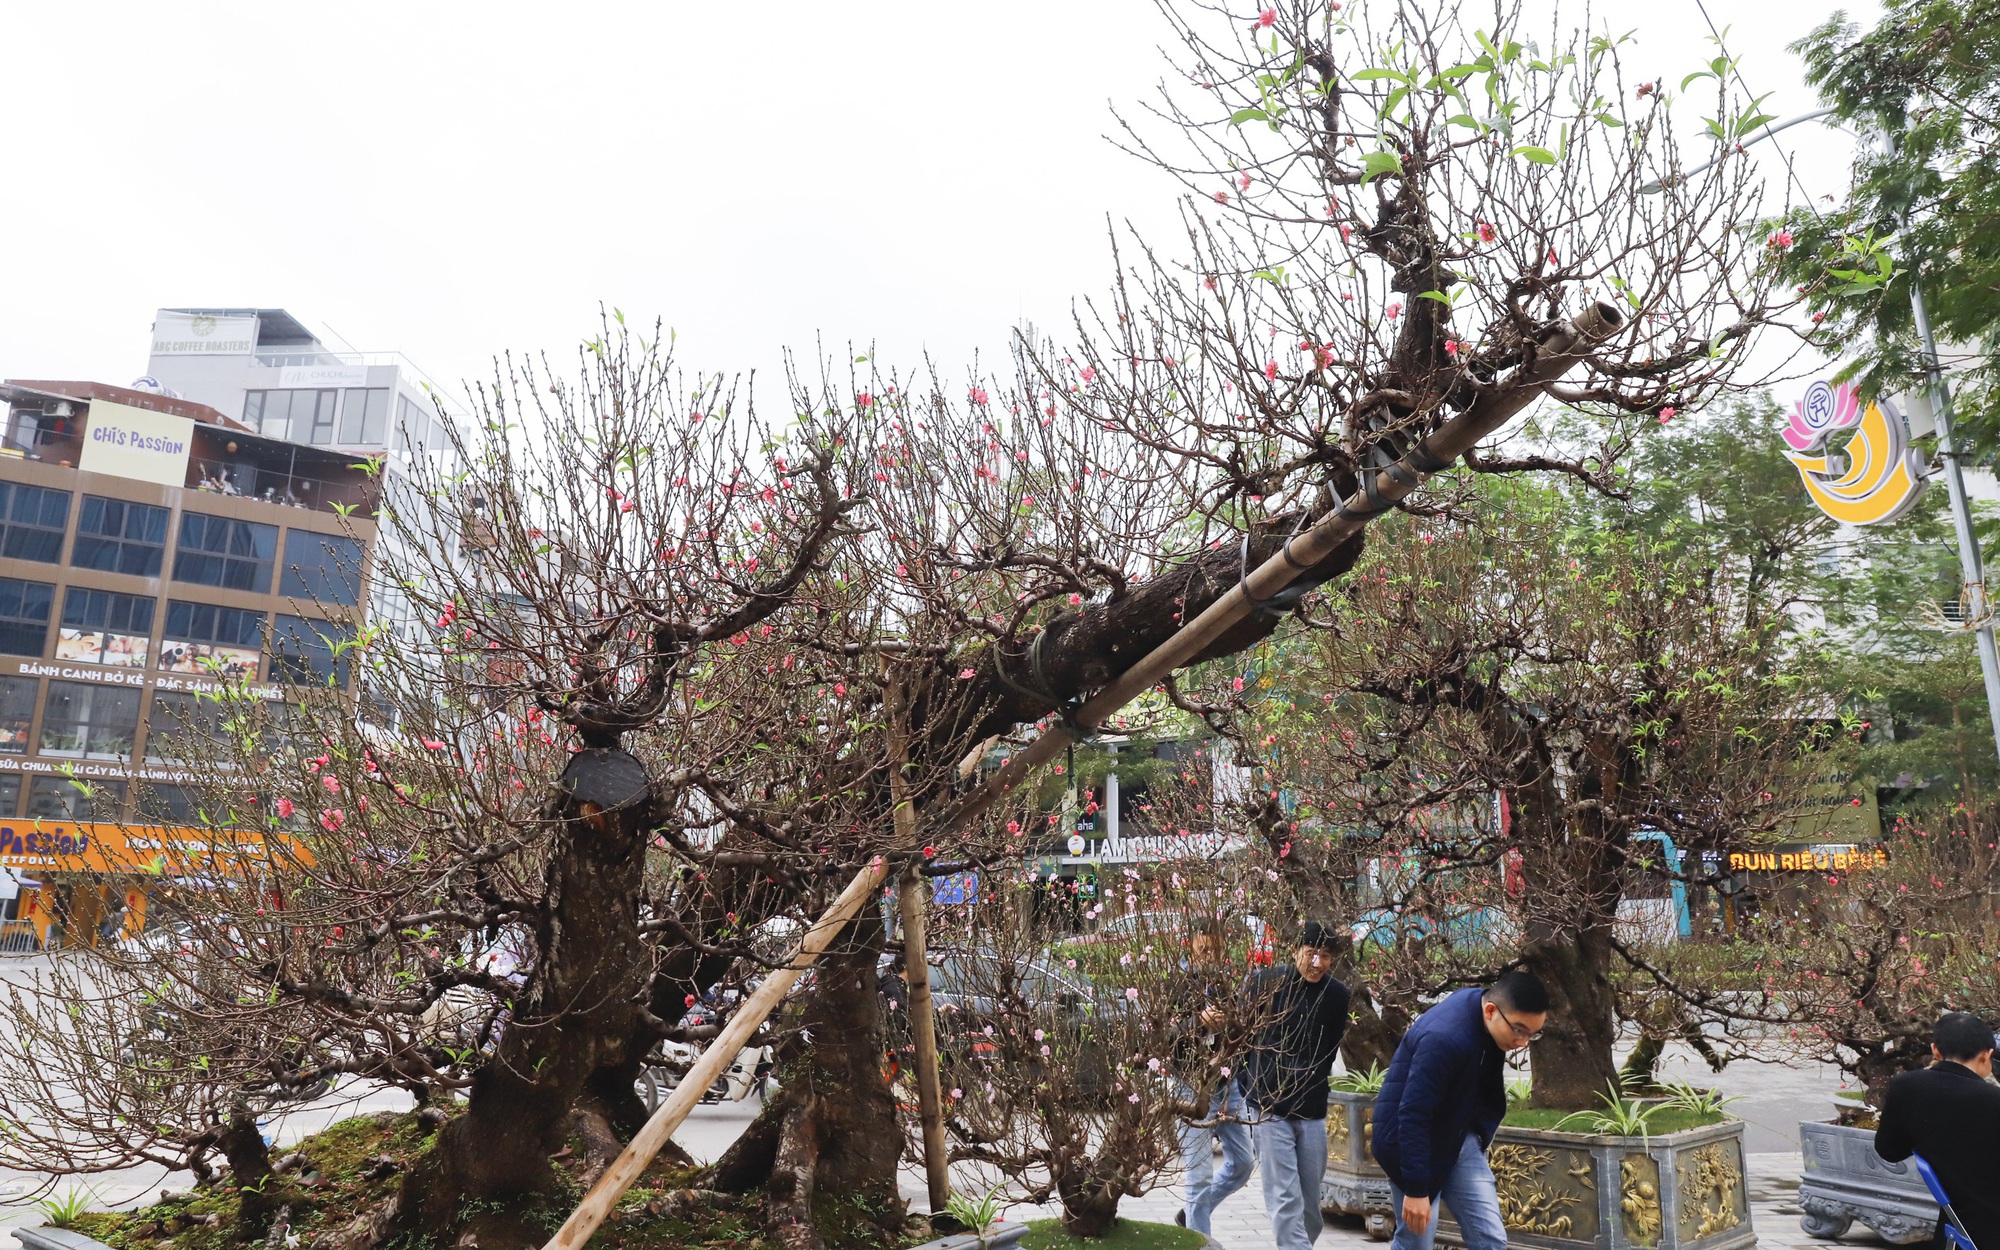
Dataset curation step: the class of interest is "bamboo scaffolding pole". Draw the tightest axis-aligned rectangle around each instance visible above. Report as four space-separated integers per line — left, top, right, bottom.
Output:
921 300 1622 845
541 857 890 1250
537 300 1619 1250
887 675 952 1214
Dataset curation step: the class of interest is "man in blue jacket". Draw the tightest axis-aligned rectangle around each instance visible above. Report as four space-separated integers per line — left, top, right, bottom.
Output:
1372 970 1550 1250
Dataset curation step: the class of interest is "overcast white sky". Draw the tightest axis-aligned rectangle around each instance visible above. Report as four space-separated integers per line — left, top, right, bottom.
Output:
3 0 1874 408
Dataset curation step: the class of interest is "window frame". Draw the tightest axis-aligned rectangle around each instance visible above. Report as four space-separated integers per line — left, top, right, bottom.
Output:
0 577 54 658
72 495 170 577
0 482 71 564
38 679 142 761
172 512 277 593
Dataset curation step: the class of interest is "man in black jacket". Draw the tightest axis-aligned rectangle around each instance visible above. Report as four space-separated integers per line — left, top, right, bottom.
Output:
1874 1012 2000 1250
1228 921 1350 1250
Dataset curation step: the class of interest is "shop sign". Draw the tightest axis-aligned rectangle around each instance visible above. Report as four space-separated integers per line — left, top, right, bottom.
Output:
1727 844 1887 874
1783 380 1928 526
8 657 281 701
0 820 271 873
277 365 369 389
150 311 258 356
78 399 194 489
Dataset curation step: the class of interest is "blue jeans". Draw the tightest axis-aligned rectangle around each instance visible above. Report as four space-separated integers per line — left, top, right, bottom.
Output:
1252 1113 1329 1250
1179 1082 1253 1235
1389 1133 1507 1250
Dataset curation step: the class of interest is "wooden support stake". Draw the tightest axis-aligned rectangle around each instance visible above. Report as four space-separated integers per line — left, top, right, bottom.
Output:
540 856 890 1250
897 869 950 1212
886 673 951 1213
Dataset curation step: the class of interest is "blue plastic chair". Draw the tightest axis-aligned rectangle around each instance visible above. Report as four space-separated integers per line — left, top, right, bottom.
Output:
1913 1155 1979 1250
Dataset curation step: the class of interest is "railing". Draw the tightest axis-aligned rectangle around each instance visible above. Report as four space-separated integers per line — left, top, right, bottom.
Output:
186 455 379 518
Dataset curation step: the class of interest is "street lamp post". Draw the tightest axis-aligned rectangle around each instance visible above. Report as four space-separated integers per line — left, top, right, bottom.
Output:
1649 108 2000 769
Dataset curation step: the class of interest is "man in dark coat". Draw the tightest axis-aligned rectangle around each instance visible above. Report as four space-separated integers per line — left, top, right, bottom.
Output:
1875 1011 2000 1250
1373 970 1549 1250
1229 921 1350 1250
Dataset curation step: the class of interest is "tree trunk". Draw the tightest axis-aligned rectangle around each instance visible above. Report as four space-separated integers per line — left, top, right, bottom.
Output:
402 748 656 1247
1054 1177 1121 1239
1523 924 1621 1110
220 1112 284 1234
705 910 906 1250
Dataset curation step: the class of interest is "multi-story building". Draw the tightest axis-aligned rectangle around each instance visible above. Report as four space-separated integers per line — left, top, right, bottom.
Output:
137 308 465 653
0 377 377 947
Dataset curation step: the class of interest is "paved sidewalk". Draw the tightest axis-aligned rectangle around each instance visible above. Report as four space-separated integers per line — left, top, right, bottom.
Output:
911 1147 1845 1250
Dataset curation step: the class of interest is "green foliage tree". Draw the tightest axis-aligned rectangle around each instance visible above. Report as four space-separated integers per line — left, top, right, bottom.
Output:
1776 0 2000 454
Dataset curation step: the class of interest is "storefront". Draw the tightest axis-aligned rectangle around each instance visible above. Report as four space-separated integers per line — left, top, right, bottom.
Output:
0 818 271 950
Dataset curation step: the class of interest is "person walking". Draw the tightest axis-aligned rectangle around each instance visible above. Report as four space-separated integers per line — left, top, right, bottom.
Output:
1372 970 1550 1250
1234 921 1350 1250
1176 926 1254 1235
1874 1011 2000 1250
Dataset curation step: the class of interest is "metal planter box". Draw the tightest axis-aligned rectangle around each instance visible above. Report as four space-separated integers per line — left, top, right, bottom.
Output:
1435 1120 1754 1250
1796 1120 1938 1243
1321 1088 1395 1237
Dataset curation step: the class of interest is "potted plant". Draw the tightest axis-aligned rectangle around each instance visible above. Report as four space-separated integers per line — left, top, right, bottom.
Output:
1322 1063 1395 1239
1434 1082 1754 1250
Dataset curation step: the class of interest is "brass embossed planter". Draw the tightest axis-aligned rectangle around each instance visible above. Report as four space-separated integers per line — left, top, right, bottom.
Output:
1321 1088 1396 1239
1435 1120 1753 1250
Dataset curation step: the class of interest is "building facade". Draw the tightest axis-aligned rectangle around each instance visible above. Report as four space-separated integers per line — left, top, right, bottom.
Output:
0 378 376 947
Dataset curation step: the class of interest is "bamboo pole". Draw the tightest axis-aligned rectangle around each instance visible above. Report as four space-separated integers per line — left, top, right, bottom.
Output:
897 869 950 1212
541 856 890 1250
886 673 952 1214
923 301 1623 844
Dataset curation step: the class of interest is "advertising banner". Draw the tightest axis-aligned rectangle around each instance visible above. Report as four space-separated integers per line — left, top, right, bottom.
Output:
150 311 259 357
55 629 150 669
78 400 194 488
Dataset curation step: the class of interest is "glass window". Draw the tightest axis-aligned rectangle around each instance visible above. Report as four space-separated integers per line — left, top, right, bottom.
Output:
0 483 71 563
0 775 19 817
270 614 356 687
310 391 339 444
247 390 296 441
279 530 363 606
39 679 141 760
146 691 234 762
139 782 201 824
172 513 276 592
73 496 170 576
339 389 389 445
394 395 430 454
161 602 266 680
0 577 53 657
0 676 33 754
26 777 124 821
57 588 155 669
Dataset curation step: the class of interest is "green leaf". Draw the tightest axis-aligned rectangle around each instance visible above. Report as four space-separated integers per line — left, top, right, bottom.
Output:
1512 145 1558 164
1733 112 1778 138
1230 106 1272 124
1360 149 1403 181
1446 113 1483 130
1416 290 1453 304
1349 68 1406 82
1380 86 1410 117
